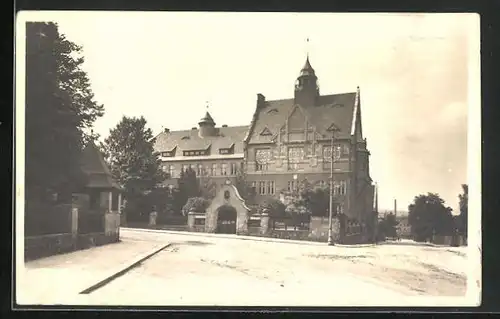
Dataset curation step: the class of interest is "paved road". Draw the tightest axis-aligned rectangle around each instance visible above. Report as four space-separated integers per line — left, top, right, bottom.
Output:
78 228 467 307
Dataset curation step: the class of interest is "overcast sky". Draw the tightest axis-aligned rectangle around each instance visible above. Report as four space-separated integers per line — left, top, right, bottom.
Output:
19 12 479 213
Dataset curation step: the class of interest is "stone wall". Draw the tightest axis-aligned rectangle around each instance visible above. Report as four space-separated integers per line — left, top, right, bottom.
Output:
25 233 75 261
25 205 121 261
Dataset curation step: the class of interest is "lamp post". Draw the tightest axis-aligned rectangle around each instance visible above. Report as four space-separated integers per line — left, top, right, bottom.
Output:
328 125 340 246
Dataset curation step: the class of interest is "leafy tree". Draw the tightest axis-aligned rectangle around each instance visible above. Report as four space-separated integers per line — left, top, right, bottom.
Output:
25 22 103 204
257 198 286 218
235 168 256 204
408 193 454 242
101 116 167 221
280 178 331 217
379 213 399 238
177 167 200 209
198 174 217 201
458 184 468 240
182 197 210 216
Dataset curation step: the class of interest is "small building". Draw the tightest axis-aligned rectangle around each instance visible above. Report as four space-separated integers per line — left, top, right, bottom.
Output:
24 142 122 260
76 141 122 243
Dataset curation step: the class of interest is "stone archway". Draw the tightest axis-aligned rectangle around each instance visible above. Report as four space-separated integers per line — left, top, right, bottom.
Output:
204 181 251 234
216 204 237 234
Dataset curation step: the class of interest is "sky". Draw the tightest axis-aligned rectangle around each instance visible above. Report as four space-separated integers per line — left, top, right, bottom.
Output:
18 12 479 213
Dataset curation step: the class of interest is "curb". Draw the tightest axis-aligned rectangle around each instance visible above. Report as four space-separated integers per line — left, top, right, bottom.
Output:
122 227 378 248
79 242 171 294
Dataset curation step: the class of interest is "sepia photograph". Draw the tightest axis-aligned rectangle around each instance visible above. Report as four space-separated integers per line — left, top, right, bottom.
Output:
14 11 481 308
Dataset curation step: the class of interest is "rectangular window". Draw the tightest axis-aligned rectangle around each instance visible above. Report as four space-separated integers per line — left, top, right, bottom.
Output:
288 147 304 171
256 162 269 171
211 163 217 176
230 163 238 175
287 181 298 192
190 164 195 171
162 165 168 172
182 164 189 172
169 165 175 178
333 180 347 195
266 181 275 195
258 181 266 195
221 163 228 176
251 181 257 193
197 164 204 176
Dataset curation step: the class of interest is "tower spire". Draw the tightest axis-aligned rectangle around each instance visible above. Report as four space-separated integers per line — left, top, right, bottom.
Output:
306 37 310 59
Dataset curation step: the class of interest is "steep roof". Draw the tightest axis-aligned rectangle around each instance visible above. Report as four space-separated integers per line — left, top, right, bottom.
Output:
247 92 357 144
153 125 249 156
199 111 215 126
80 142 121 189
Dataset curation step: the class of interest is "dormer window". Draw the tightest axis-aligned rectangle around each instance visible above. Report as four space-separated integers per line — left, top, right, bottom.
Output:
183 149 209 156
161 150 175 157
260 127 273 136
219 144 234 155
267 109 278 114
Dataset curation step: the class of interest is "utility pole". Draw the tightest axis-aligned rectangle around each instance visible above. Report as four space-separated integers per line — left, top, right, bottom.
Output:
328 124 340 246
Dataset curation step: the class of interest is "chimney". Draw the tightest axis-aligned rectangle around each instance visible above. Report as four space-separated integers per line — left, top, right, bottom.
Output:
222 124 228 128
192 127 197 130
164 128 170 133
257 93 266 108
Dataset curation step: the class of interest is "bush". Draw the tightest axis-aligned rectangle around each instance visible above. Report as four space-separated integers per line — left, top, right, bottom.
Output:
182 197 210 216
257 198 286 218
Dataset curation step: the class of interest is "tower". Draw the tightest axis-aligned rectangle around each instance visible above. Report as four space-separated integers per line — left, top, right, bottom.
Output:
294 56 320 107
198 108 216 137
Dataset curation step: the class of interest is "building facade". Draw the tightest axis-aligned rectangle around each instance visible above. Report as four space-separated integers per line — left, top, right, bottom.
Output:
152 111 248 190
243 57 374 223
153 56 374 225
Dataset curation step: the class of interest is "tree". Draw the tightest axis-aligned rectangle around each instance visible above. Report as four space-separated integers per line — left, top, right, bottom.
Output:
458 184 468 240
257 198 286 218
235 168 256 204
25 22 104 204
408 193 454 242
182 197 210 216
101 116 167 221
198 174 217 201
177 167 200 210
280 178 330 217
379 213 399 238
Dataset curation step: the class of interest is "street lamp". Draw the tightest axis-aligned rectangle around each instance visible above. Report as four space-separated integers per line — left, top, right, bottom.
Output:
293 174 298 194
328 123 340 246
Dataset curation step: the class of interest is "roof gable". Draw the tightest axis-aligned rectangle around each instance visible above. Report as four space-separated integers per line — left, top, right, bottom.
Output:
247 92 357 144
154 125 249 156
80 142 120 189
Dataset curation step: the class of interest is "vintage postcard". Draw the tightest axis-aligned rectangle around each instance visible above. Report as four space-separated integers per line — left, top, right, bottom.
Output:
14 11 481 308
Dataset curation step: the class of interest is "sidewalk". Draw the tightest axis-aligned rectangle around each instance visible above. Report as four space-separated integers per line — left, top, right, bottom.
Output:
16 237 169 305
122 227 378 248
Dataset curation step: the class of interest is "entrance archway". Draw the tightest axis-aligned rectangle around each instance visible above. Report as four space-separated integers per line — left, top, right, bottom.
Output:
216 204 237 234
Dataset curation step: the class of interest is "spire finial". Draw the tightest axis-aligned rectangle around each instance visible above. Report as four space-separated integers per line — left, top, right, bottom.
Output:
306 37 310 59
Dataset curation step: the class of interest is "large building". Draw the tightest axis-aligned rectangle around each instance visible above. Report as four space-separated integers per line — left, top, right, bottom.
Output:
153 56 375 224
152 111 248 187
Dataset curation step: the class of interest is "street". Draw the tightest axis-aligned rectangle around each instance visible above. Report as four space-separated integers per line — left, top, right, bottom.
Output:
72 228 468 306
